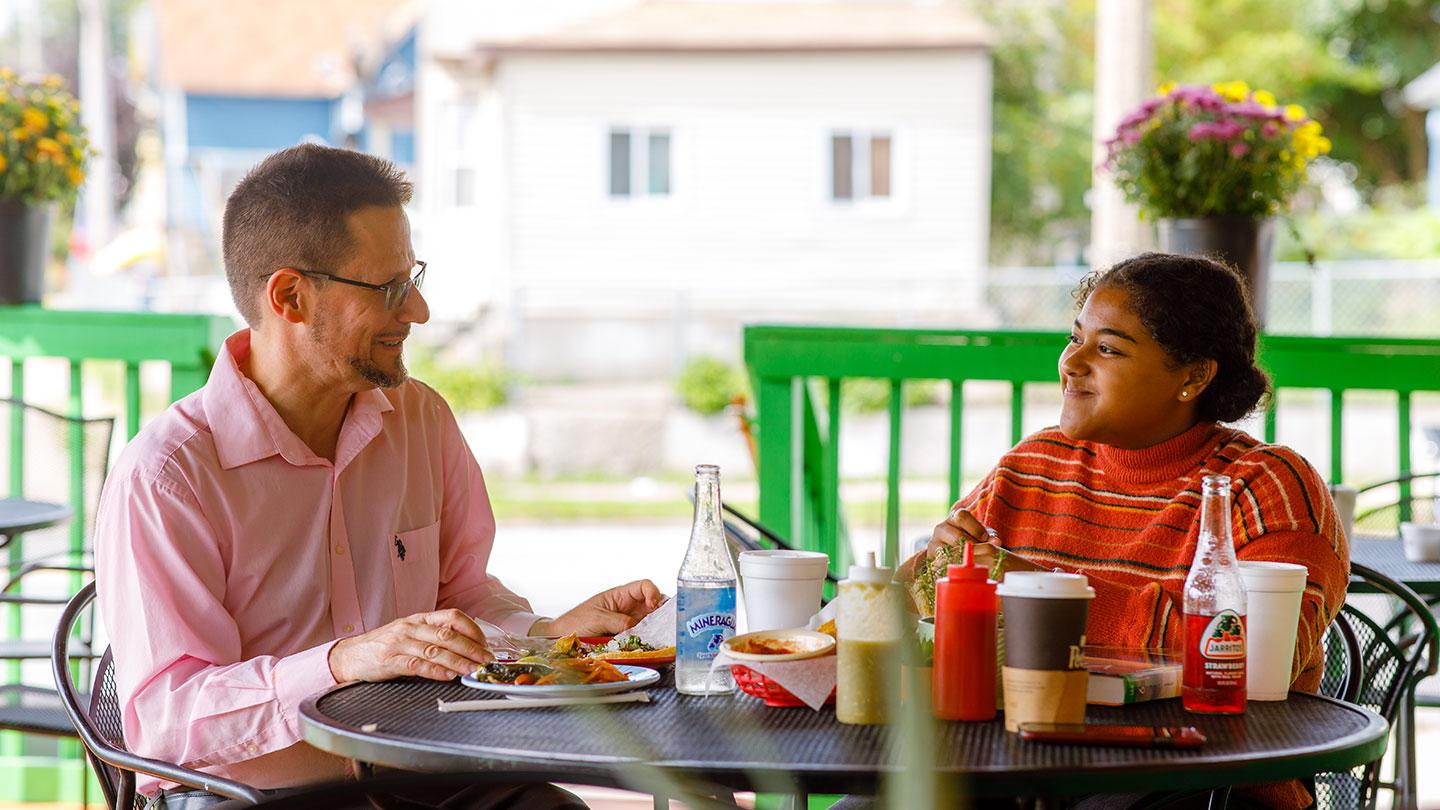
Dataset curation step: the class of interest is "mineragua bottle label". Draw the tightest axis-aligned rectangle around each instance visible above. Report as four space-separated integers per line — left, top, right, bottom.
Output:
676 585 736 662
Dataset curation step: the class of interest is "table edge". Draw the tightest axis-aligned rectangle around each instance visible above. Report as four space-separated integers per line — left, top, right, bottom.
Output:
299 687 1389 797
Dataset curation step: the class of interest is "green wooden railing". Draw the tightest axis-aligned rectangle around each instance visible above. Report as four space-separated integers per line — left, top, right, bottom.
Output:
0 304 233 803
744 326 1440 571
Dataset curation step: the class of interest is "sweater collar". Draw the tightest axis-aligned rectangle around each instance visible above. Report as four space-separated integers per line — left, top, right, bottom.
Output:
1094 421 1224 485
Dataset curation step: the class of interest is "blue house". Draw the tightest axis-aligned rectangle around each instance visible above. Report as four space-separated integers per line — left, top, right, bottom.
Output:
153 0 416 276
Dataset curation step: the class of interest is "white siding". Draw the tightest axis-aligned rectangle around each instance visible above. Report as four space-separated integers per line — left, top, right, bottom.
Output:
503 51 989 311
421 46 992 376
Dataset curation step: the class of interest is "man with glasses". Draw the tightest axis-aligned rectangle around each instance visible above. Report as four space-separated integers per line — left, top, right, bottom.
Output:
96 144 658 808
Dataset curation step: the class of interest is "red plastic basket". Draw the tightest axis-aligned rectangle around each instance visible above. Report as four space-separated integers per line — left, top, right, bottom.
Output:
731 664 836 707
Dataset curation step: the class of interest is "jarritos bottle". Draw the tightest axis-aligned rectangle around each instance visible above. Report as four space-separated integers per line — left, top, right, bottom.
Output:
1182 474 1248 714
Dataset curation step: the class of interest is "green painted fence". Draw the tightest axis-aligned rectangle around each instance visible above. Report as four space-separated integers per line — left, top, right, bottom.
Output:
0 304 234 803
744 325 1440 570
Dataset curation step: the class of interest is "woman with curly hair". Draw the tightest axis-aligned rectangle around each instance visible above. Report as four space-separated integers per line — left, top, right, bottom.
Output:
904 252 1349 810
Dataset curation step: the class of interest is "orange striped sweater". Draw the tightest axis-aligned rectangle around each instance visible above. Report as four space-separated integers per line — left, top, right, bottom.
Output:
955 422 1350 809
960 421 1349 695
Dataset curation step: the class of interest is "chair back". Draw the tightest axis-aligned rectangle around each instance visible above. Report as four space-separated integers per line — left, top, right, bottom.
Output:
1353 471 1440 532
0 398 115 552
719 500 839 589
1320 612 1362 704
1314 563 1439 810
52 581 267 808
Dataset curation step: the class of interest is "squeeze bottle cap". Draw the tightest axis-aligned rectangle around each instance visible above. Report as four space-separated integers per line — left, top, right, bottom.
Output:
947 541 989 582
846 551 893 584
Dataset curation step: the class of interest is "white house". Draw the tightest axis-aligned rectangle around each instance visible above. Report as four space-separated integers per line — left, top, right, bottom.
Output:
417 0 993 379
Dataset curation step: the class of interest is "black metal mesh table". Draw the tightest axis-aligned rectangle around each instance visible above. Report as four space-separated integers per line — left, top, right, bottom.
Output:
1350 537 1440 595
0 497 69 547
301 675 1387 798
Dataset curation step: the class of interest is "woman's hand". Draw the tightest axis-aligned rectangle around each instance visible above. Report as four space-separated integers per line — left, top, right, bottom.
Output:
926 503 1042 578
928 504 996 563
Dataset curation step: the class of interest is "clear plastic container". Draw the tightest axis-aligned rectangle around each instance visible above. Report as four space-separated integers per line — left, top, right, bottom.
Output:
836 552 902 724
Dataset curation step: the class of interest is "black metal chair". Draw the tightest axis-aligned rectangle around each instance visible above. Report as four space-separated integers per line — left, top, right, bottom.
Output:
0 560 95 738
1320 611 1363 704
52 581 266 808
0 397 115 558
718 500 840 590
1312 563 1439 810
1352 471 1440 534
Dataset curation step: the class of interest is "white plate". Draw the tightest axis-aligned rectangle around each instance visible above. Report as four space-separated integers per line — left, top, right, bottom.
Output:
460 664 660 699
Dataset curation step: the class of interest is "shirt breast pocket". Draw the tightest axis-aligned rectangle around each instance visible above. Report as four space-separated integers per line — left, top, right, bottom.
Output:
390 522 440 619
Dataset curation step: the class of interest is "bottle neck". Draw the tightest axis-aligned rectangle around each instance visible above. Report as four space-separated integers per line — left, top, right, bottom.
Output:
692 473 721 534
1198 485 1236 563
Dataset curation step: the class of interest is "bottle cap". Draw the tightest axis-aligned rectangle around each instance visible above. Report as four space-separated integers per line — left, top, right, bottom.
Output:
947 541 988 582
845 551 893 585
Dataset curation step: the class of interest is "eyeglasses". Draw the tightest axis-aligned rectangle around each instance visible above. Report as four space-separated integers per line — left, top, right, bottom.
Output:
267 261 427 311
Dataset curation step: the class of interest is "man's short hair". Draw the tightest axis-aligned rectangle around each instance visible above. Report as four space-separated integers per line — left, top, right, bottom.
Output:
221 144 413 326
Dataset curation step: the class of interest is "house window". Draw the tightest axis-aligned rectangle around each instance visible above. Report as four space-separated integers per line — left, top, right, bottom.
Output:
609 127 671 197
831 131 892 201
444 102 480 207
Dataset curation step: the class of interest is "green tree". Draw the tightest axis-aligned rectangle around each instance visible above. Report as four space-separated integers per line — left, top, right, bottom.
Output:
976 0 1097 264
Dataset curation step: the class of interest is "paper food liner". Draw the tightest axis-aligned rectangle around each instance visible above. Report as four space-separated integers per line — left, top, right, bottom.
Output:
711 650 838 711
622 596 677 649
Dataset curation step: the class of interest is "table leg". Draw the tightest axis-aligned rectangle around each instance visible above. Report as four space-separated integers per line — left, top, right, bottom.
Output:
653 793 667 810
784 791 809 810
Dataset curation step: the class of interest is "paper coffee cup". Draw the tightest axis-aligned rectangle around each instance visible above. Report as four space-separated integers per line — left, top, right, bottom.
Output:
739 550 830 632
1238 561 1307 701
994 572 1095 732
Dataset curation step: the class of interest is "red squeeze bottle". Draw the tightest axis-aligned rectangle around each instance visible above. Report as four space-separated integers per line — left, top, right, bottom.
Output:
932 542 998 721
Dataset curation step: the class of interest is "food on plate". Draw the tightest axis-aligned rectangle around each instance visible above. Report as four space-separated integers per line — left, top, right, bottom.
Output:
817 619 837 639
525 634 675 663
474 658 629 686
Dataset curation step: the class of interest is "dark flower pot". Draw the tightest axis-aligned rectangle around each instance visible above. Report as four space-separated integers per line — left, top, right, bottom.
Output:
1156 217 1274 325
0 199 54 305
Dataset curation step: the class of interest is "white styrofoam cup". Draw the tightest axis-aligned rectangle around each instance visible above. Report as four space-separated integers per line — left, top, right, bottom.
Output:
738 550 830 632
1238 561 1307 701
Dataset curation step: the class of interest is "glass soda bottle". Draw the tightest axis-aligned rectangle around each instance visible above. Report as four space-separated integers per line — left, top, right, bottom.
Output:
1182 474 1248 714
675 464 737 695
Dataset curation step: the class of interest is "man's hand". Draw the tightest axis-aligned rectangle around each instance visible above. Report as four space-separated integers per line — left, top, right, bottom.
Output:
328 609 494 684
531 580 666 637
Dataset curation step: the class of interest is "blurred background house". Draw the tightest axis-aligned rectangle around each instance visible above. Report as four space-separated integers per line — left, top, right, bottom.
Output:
151 0 416 281
417 1 992 380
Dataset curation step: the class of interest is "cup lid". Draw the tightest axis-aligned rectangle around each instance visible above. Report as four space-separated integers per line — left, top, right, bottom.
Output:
994 571 1095 599
739 549 831 579
1237 561 1307 590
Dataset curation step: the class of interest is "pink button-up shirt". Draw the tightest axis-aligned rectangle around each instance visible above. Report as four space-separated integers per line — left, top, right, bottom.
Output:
95 330 541 794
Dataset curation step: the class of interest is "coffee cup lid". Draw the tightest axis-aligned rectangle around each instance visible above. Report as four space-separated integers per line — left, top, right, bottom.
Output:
994 571 1094 600
739 549 831 579
1237 561 1307 591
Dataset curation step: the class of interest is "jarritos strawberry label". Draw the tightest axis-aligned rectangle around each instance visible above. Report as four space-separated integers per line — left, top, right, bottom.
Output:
1182 609 1247 714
